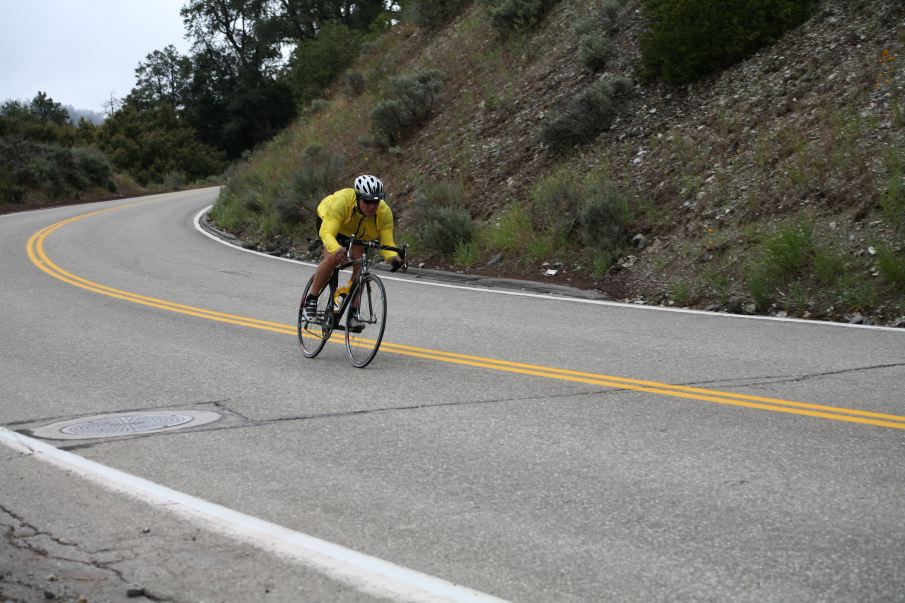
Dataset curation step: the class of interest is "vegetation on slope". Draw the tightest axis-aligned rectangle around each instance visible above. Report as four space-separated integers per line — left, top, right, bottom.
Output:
212 0 905 326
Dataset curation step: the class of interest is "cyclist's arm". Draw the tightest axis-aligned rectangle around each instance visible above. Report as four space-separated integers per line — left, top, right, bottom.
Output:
318 190 354 255
377 205 398 262
319 216 344 255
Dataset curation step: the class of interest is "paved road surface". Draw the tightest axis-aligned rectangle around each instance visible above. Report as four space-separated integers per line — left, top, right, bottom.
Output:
1 189 903 602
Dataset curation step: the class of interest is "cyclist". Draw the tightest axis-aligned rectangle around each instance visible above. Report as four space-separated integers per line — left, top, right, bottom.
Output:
303 175 404 323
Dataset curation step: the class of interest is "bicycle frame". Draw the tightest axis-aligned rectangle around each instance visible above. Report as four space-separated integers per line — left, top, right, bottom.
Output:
326 236 405 330
312 236 408 331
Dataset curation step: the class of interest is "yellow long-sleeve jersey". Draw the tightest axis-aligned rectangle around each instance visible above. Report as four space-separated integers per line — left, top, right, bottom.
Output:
316 188 397 261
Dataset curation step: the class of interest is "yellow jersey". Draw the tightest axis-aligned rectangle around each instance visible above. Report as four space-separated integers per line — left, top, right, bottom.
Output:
316 188 397 261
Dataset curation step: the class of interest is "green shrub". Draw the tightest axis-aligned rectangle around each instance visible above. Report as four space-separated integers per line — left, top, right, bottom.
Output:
71 147 112 187
484 0 560 33
744 221 826 309
839 276 878 311
761 222 814 280
408 0 469 30
813 248 845 286
370 100 407 147
529 168 582 234
579 34 610 71
745 267 774 311
668 280 696 306
309 99 330 114
540 76 633 150
640 0 818 84
484 204 534 254
579 177 632 255
345 71 366 97
419 206 476 254
371 71 443 146
296 145 344 199
600 0 625 24
420 179 467 209
879 171 905 230
0 137 113 201
454 239 482 267
876 244 905 291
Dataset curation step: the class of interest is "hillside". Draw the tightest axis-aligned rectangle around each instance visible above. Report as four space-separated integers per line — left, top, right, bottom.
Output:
213 0 905 327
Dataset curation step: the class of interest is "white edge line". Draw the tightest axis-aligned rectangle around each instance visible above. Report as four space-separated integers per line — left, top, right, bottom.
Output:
193 205 904 334
0 427 508 603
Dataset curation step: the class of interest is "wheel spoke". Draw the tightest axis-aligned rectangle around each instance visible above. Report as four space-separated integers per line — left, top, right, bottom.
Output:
298 276 334 358
345 275 387 368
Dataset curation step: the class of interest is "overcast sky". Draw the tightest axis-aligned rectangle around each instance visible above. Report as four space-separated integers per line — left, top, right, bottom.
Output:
1 0 191 113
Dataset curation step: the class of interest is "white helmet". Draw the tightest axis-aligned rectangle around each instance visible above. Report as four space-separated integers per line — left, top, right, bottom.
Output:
354 175 385 202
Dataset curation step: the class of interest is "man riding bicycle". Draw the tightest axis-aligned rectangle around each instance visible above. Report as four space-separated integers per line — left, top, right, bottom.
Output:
303 175 404 325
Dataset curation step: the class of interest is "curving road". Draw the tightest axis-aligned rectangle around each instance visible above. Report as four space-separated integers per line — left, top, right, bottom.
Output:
1 189 904 602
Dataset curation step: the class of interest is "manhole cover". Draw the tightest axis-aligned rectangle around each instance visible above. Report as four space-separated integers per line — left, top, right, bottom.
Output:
32 410 221 440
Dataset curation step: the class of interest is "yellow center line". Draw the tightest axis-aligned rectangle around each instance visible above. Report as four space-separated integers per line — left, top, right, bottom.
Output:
26 207 905 430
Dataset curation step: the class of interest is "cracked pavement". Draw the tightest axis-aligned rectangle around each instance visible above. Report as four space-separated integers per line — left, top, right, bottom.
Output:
0 449 383 602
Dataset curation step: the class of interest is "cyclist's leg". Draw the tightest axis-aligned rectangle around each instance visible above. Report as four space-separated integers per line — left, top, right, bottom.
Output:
349 244 364 307
309 247 336 298
308 217 333 298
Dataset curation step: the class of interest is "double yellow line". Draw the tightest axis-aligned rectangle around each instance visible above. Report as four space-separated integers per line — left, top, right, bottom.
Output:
27 206 905 430
28 207 292 335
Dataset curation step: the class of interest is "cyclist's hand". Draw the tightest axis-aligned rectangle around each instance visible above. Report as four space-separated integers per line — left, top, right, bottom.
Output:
333 248 349 265
390 256 406 273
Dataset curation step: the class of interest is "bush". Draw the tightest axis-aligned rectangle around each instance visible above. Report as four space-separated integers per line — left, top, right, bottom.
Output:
371 100 407 147
579 178 632 255
529 168 582 234
640 0 818 84
484 0 560 33
71 147 112 187
370 71 443 146
579 35 610 71
540 76 633 150
876 244 905 291
879 171 905 230
743 221 823 309
0 137 113 201
419 206 476 254
408 0 469 30
292 145 345 212
761 222 814 280
345 71 366 97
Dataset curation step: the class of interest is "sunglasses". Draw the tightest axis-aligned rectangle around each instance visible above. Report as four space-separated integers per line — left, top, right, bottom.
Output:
358 196 382 205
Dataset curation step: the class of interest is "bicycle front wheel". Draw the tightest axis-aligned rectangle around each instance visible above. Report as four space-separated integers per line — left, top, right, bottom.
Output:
298 275 335 358
345 274 387 368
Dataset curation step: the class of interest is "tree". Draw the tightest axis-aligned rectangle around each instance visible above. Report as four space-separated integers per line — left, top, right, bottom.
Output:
267 0 396 41
181 0 282 76
287 22 363 104
99 102 225 184
30 91 70 125
130 45 194 110
179 0 297 157
1 95 73 145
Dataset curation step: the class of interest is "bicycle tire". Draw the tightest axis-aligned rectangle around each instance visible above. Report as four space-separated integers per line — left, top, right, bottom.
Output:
344 273 387 368
298 274 335 358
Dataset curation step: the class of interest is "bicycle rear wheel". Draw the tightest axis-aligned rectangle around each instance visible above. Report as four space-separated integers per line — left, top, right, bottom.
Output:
345 274 387 368
298 275 335 358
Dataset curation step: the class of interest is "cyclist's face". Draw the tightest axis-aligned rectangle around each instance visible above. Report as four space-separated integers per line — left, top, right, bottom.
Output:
357 195 379 217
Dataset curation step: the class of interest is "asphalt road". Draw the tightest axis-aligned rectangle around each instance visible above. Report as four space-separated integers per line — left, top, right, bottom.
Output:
1 189 904 602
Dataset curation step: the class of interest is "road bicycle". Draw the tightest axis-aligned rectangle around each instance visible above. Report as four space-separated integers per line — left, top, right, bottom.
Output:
297 237 407 368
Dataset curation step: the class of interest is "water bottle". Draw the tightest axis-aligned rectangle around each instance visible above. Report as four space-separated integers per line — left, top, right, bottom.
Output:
333 280 352 312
